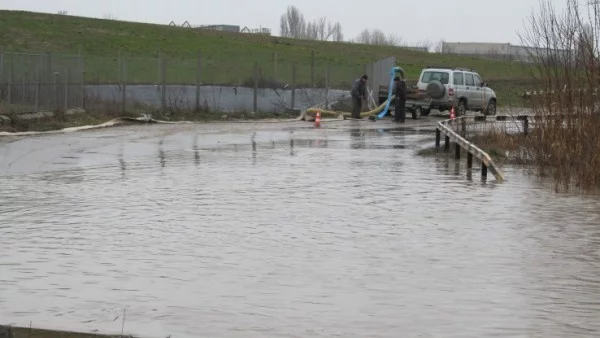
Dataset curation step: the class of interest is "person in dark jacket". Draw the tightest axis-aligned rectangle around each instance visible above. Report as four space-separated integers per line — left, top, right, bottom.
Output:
351 75 368 119
393 76 407 123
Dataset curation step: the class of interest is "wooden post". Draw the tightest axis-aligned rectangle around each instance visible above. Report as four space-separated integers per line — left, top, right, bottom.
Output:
523 116 529 136
455 143 461 160
444 135 450 152
481 163 488 180
435 128 441 149
291 63 296 109
195 50 202 113
467 152 473 169
253 62 258 113
310 50 315 88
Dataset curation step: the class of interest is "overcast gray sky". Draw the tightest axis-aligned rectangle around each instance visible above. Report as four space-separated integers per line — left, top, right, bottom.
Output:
2 0 569 45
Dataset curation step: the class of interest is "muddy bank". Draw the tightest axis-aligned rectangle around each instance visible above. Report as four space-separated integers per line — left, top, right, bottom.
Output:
1 326 131 338
0 109 300 133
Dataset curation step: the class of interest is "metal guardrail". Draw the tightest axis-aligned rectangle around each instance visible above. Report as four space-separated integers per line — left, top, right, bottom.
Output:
435 116 508 181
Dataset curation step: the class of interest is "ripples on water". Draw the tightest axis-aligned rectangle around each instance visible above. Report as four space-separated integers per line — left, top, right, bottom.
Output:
1 123 600 338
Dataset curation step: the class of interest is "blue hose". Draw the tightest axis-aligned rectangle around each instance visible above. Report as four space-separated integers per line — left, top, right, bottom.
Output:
377 66 402 120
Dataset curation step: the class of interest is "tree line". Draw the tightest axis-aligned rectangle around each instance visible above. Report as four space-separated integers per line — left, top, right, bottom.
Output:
278 5 432 49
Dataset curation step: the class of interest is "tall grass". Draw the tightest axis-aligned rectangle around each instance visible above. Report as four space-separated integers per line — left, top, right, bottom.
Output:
519 0 600 192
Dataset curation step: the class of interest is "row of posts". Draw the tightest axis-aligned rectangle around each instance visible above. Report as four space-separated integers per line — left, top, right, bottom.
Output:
0 48 84 112
118 51 325 114
434 115 530 180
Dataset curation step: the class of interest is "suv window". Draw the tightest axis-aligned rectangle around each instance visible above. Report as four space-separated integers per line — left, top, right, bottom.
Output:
473 74 483 87
465 73 475 86
453 72 464 85
421 71 450 85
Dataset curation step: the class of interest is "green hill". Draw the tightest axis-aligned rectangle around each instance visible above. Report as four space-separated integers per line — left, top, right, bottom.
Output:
0 10 533 101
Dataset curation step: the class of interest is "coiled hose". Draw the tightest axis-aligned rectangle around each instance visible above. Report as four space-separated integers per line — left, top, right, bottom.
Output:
304 96 396 120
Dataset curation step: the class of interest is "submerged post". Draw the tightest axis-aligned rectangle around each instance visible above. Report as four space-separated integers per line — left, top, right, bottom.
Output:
523 116 529 136
455 143 461 160
435 128 441 149
481 163 488 180
444 135 450 152
467 152 473 169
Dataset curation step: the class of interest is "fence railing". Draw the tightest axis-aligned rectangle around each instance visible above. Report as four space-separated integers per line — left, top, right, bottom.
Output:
0 48 365 114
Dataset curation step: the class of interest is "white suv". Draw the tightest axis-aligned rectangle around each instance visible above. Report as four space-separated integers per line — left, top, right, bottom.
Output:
416 67 497 116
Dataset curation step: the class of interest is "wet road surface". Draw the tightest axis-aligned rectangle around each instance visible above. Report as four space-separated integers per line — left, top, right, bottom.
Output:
1 118 600 338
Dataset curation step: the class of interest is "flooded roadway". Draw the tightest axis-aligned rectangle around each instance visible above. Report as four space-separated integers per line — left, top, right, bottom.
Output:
1 119 600 338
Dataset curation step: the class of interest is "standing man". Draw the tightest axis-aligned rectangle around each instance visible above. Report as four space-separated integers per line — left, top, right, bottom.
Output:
393 76 407 123
351 74 368 119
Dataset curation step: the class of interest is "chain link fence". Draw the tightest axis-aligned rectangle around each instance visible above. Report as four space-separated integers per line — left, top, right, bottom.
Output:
0 48 366 115
0 49 84 113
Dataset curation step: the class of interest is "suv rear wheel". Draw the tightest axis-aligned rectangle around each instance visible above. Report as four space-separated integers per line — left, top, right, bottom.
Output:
484 99 497 116
457 100 467 116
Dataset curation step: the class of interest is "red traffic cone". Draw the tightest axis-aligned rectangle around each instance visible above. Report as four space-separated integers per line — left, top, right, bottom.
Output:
315 110 321 128
450 106 456 120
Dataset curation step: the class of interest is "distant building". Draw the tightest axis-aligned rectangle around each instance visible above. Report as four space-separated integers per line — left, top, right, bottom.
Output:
197 24 241 33
241 26 271 36
441 42 572 63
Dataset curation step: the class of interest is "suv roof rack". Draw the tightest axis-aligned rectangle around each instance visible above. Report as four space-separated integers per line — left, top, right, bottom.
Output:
425 66 476 72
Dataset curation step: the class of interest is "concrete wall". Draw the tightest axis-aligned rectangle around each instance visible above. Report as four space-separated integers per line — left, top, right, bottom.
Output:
85 85 348 113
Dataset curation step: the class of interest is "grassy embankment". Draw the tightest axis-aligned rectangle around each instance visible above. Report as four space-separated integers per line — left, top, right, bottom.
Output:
0 10 535 131
0 11 535 92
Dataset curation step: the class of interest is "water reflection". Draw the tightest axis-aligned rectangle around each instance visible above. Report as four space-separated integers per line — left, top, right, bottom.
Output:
193 134 200 167
0 123 599 338
158 138 166 168
118 143 126 178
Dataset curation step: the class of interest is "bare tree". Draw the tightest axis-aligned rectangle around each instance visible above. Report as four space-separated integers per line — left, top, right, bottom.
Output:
355 29 401 46
279 7 344 41
356 29 372 44
517 0 600 191
279 5 306 39
328 22 344 41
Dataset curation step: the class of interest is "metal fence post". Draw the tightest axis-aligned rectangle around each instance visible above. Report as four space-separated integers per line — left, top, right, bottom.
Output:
291 63 296 109
310 50 315 88
0 47 4 86
121 57 127 114
325 64 331 109
273 52 278 83
64 68 69 111
35 67 41 111
53 72 59 110
7 57 12 106
195 50 201 113
160 55 166 113
435 128 441 149
253 62 258 113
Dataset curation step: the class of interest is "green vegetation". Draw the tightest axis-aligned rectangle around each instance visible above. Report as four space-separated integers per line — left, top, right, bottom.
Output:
0 10 535 97
5 326 123 338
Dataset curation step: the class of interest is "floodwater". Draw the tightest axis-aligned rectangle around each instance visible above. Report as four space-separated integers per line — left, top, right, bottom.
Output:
1 119 600 338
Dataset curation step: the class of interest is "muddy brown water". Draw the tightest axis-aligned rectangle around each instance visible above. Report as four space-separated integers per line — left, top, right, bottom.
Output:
1 119 600 338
